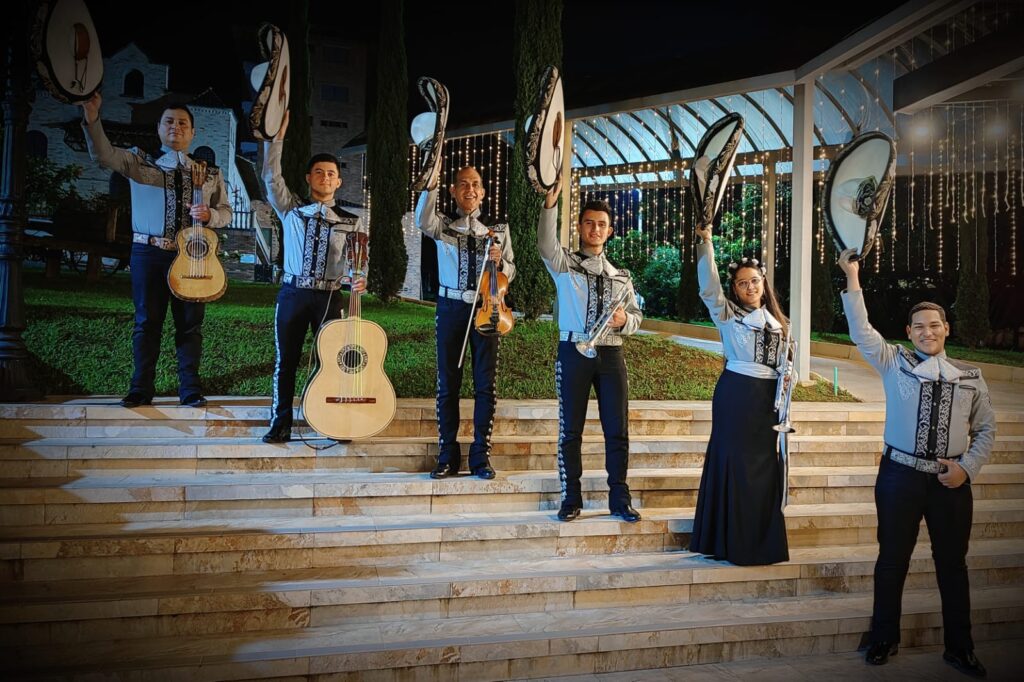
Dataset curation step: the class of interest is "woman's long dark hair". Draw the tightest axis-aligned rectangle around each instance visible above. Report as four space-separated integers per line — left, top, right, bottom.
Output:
725 261 789 337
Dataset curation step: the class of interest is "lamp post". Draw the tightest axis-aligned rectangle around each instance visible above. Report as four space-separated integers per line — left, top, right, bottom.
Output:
0 2 44 401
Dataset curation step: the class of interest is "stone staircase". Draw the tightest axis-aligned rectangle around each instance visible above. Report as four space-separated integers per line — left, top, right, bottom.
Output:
1 399 1023 680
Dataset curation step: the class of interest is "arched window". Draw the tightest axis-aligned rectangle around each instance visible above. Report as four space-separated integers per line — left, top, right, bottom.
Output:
192 146 216 165
123 69 144 98
27 131 48 159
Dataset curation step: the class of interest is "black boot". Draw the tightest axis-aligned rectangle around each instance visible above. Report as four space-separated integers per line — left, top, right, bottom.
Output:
865 641 898 665
262 420 292 443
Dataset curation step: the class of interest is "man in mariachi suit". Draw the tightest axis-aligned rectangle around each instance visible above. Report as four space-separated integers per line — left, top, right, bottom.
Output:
415 166 515 479
81 93 232 408
839 249 995 678
261 112 367 443
539 177 643 523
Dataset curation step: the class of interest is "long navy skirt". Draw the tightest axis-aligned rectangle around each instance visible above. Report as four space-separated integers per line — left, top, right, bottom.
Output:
689 369 790 566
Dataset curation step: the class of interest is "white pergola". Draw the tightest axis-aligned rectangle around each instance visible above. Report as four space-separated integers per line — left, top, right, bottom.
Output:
438 0 1016 382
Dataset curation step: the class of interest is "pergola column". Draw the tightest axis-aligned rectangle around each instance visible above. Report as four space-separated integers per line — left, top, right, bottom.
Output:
789 81 815 384
763 152 777 285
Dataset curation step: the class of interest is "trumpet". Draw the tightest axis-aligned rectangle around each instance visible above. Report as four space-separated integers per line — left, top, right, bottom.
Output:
773 325 797 435
576 288 630 358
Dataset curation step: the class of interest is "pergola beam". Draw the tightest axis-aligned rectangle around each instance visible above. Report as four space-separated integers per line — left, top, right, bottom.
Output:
893 25 1024 114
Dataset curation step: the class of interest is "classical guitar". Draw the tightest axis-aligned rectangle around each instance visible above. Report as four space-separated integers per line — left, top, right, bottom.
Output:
301 232 396 440
168 160 227 302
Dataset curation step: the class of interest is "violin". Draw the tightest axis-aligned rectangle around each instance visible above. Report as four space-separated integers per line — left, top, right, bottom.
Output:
474 230 514 336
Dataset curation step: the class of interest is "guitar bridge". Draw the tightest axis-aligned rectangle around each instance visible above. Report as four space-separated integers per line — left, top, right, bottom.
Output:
325 397 377 404
181 275 214 280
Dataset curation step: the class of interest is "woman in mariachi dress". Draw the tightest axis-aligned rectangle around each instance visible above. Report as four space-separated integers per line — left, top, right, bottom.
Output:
688 222 790 566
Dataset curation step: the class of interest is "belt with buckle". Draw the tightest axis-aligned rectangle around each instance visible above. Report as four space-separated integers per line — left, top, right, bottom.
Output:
133 233 177 251
283 274 340 291
439 286 477 304
558 331 591 342
884 445 959 474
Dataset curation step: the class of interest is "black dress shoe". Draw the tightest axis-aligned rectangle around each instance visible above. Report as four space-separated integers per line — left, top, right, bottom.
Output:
119 393 151 408
180 394 207 408
261 423 292 443
430 462 457 479
557 504 582 522
610 505 642 523
865 641 898 665
471 464 496 480
943 649 987 678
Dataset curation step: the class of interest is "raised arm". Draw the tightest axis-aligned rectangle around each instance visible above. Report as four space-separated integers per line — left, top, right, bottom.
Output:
838 248 897 373
80 93 148 180
694 225 730 324
414 188 445 239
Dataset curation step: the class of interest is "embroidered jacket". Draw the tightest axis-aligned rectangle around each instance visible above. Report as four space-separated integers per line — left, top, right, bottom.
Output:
842 288 996 482
263 140 365 286
415 189 516 291
83 119 231 237
696 240 784 379
537 207 642 345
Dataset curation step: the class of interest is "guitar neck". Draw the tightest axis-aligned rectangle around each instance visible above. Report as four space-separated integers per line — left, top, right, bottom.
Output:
348 280 362 319
191 186 203 228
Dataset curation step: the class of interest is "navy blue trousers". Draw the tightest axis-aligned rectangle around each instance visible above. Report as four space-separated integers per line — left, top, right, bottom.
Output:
871 455 974 650
555 342 631 510
434 297 499 471
129 243 204 401
270 283 343 428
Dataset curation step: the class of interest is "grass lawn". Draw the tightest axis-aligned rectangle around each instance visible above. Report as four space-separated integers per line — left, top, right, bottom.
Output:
22 271 855 401
811 332 1024 368
647 317 1024 369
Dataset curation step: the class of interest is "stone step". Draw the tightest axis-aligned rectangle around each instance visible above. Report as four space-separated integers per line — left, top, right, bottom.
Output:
2 400 1021 440
2 539 1021 646
3 435 1023 478
2 466 1022 526
2 585 1021 680
3 501 1023 582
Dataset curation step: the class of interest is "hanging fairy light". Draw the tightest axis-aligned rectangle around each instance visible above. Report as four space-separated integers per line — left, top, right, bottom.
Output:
908 146 914 272
818 146 827 266
981 105 987 219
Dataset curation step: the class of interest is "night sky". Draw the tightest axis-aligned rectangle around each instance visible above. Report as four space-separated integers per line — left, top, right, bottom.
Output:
30 0 900 129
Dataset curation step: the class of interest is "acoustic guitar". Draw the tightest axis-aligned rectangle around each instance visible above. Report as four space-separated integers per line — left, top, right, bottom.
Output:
301 232 396 440
168 161 227 302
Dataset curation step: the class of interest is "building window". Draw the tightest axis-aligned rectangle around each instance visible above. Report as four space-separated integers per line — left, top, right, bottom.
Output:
325 46 350 65
320 120 349 129
193 146 216 165
123 70 144 98
27 131 48 159
320 85 349 103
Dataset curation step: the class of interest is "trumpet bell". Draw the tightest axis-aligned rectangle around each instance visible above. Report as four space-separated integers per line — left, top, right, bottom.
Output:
773 423 796 434
575 341 597 358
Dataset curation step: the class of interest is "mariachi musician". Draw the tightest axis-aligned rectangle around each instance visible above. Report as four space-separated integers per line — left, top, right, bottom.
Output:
261 111 367 443
80 93 232 409
415 166 516 479
537 176 643 523
412 78 516 480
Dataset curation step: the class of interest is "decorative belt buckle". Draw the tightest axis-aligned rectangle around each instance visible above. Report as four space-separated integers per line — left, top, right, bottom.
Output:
461 290 476 304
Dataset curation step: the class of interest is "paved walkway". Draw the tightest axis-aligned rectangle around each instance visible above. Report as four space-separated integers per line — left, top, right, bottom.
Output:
652 332 1024 410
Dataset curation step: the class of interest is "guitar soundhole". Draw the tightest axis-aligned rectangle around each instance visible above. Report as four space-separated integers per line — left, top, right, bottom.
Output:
185 237 210 259
337 345 367 374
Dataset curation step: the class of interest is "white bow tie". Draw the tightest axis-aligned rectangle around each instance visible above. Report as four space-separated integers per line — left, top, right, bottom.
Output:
911 355 963 383
578 255 608 276
450 216 488 237
740 307 782 331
